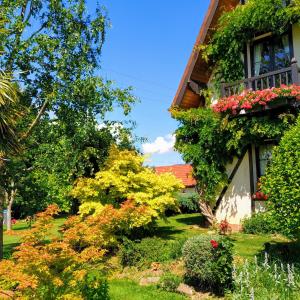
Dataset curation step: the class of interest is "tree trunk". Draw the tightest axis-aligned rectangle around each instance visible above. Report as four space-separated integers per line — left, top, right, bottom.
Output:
6 188 16 231
196 186 217 226
198 201 216 226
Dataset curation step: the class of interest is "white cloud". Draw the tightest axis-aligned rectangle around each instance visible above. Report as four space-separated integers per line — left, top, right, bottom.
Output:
142 134 175 154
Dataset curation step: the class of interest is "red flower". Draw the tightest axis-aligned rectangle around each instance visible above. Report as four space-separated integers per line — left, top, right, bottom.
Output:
252 191 268 200
210 239 219 249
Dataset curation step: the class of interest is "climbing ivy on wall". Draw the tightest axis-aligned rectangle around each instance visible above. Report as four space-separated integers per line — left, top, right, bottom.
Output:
201 0 300 83
172 106 296 206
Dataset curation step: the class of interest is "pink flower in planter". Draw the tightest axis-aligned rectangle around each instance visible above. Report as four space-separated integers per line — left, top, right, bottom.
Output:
212 84 300 115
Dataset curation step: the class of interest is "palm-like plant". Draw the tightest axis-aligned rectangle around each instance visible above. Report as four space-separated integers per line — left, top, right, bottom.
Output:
0 72 21 158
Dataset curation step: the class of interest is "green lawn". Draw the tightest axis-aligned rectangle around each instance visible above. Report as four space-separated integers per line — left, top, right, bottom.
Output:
109 280 187 300
156 213 288 260
3 217 66 258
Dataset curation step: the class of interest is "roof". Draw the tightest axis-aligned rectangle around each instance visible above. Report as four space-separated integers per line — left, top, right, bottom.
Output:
171 0 239 109
155 164 196 187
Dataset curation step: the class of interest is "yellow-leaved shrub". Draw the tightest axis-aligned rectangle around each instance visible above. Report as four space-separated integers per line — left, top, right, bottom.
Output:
71 146 184 222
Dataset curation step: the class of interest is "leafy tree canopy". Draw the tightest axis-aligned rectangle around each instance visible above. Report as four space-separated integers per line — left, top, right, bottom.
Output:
0 0 136 137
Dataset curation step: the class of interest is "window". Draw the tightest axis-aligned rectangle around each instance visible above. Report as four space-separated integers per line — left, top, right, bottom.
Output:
251 33 292 77
255 144 274 178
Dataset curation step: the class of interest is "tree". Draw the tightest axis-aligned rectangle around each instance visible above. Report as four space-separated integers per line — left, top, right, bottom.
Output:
71 146 184 220
0 0 136 258
172 108 232 225
262 116 300 237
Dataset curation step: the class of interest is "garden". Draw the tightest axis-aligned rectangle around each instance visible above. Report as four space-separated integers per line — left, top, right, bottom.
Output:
0 0 300 299
2 205 300 299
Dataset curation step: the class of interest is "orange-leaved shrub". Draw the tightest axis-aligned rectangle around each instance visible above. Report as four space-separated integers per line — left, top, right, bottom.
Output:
0 200 151 298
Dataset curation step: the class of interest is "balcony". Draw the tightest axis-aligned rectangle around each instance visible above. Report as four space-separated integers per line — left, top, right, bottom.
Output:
220 59 300 98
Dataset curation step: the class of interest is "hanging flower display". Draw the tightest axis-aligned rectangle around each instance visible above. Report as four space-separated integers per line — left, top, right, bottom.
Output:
212 85 300 115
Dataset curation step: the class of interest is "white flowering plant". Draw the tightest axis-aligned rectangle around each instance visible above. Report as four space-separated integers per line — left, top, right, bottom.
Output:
229 253 300 300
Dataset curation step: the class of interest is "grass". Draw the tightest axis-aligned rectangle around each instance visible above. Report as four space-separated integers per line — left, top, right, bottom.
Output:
109 280 187 300
3 217 66 258
156 213 207 240
156 213 289 260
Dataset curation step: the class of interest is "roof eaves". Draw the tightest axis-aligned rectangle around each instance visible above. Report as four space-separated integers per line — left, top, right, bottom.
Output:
171 0 219 108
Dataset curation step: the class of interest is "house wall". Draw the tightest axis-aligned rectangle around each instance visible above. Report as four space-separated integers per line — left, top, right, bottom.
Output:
215 151 252 225
292 23 300 64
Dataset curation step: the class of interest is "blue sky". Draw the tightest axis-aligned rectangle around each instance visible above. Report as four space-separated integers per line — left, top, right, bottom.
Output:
92 0 210 166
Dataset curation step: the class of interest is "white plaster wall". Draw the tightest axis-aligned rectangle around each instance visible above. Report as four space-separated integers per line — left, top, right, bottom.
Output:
293 24 300 64
215 152 252 225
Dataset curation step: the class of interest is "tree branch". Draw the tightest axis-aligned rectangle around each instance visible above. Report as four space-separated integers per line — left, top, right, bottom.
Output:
26 21 48 43
21 99 49 141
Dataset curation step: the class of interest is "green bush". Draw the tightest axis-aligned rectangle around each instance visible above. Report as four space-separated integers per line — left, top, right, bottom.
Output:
242 212 276 234
119 237 186 268
80 272 110 300
182 235 233 294
157 273 181 292
262 116 300 237
177 192 199 213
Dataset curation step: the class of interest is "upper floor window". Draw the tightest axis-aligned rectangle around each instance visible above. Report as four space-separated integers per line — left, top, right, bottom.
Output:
251 33 292 77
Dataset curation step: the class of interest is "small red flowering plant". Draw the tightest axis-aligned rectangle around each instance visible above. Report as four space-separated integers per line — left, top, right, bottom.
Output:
219 219 231 235
212 84 300 115
210 239 219 249
252 191 268 201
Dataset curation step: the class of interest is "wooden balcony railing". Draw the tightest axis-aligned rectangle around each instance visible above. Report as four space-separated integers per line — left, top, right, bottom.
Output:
220 59 300 98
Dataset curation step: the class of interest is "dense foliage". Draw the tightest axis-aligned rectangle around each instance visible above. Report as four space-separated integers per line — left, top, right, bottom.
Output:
157 273 181 293
201 0 300 83
173 108 231 205
177 192 199 213
119 237 185 268
242 212 277 234
72 146 184 221
172 105 294 207
182 235 233 294
262 115 300 237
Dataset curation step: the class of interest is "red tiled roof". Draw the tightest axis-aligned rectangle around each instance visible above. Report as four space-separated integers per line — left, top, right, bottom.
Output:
155 164 196 187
